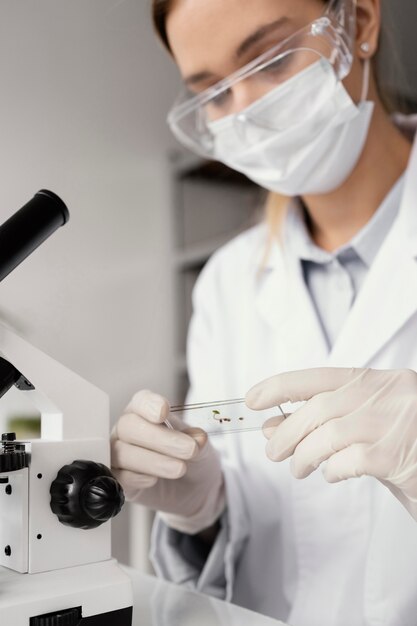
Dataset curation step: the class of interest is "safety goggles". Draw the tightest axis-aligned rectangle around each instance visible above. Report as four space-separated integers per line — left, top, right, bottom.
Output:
167 0 357 158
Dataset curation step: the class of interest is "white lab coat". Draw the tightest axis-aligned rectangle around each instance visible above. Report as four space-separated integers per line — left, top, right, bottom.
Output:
182 122 417 625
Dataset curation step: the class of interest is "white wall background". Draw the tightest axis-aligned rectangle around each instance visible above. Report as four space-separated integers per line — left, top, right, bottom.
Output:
0 0 181 570
0 0 181 411
0 0 415 573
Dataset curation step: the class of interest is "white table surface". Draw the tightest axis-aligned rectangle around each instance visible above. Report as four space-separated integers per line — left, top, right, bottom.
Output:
0 563 288 625
125 567 288 626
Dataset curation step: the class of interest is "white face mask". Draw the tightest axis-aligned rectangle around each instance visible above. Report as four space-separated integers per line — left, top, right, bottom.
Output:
208 59 374 196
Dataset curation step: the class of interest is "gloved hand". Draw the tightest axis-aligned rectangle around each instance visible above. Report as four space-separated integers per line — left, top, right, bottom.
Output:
111 389 225 534
246 368 417 521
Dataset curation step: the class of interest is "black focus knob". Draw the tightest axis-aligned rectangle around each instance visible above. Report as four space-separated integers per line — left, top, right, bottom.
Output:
50 460 125 530
0 433 28 473
30 606 81 626
81 474 125 523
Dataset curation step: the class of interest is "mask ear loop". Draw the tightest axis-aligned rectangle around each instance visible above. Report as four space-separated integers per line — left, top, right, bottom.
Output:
360 58 371 103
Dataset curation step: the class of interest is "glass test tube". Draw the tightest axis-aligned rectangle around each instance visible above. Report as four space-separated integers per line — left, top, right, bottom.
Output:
168 398 286 436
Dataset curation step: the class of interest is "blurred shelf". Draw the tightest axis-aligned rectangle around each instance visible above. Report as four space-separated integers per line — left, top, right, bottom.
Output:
175 354 188 375
177 160 257 187
171 160 262 402
174 233 236 269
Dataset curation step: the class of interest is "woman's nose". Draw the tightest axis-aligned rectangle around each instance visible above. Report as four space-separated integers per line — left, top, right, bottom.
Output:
231 81 259 114
231 80 270 115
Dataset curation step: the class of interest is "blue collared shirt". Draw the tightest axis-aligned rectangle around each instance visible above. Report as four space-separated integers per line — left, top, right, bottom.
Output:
285 175 405 349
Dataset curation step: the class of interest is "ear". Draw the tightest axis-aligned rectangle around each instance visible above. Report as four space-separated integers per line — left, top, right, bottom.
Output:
355 0 381 60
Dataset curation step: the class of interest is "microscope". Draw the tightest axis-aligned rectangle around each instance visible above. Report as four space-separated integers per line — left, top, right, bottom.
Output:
0 192 133 625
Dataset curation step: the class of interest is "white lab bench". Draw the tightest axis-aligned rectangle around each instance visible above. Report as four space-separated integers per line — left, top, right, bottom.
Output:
0 564 288 625
126 568 288 626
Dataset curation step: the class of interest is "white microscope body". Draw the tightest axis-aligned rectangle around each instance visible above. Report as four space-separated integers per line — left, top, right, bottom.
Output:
0 323 133 625
0 190 132 625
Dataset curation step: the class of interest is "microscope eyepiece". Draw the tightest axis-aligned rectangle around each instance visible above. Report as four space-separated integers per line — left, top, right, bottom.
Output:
0 190 70 283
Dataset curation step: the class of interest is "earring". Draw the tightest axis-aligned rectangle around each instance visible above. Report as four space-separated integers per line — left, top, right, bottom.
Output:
360 42 371 54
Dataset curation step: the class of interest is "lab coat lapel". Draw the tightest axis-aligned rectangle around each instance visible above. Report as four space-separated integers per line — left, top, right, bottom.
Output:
328 140 417 367
255 238 329 369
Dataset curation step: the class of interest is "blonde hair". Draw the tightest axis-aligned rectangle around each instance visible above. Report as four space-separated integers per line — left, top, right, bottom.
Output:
265 192 288 237
259 192 289 268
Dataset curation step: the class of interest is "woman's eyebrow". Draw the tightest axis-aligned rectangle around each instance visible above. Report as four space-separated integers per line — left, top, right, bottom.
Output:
184 17 291 87
185 70 216 88
235 17 291 59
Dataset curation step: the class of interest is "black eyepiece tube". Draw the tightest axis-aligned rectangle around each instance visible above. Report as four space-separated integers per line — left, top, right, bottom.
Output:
0 190 69 283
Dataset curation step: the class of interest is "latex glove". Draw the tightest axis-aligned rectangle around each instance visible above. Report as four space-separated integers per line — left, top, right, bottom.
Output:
246 368 417 521
111 389 225 534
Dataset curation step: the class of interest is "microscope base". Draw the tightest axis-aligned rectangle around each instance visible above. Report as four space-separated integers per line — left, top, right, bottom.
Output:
0 558 133 625
80 606 132 624
32 605 133 625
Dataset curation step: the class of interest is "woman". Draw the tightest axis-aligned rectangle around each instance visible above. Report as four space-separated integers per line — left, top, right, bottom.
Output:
111 0 417 624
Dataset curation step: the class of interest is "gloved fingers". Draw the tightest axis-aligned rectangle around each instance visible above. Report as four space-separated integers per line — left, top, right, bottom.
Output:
125 389 170 424
290 411 376 479
112 468 158 500
111 439 187 480
110 423 118 442
164 412 197 432
182 426 208 449
262 415 287 440
246 368 366 410
322 443 382 483
115 412 199 460
184 427 222 468
265 388 360 462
